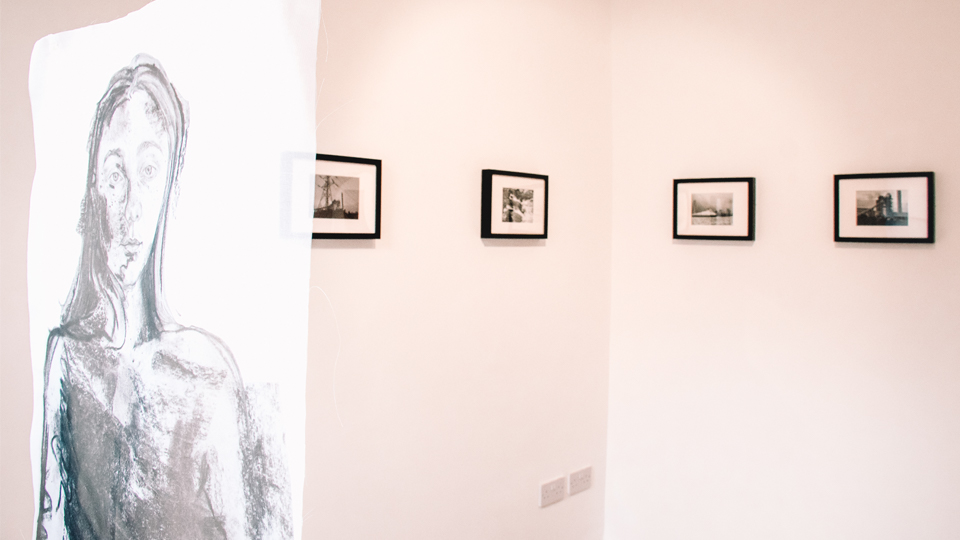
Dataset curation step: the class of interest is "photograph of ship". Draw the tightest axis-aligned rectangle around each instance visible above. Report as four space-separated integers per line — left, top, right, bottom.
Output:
856 190 908 226
691 192 733 225
502 187 534 223
315 175 360 219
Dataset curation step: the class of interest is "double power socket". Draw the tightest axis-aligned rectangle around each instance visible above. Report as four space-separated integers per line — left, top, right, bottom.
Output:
540 466 592 508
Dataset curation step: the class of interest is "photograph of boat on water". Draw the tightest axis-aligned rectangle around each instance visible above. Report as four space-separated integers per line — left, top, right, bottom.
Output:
313 154 381 239
482 169 548 239
835 172 933 243
674 178 755 240
315 175 360 220
691 193 733 226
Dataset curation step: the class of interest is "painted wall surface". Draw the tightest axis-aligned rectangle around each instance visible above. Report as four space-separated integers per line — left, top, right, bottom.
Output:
2 0 612 539
606 0 960 538
304 1 611 538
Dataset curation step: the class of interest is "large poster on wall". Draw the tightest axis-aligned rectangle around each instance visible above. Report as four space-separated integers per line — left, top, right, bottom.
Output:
26 1 319 538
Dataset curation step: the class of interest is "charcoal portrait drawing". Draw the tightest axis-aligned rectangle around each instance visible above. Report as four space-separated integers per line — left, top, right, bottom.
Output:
36 55 292 539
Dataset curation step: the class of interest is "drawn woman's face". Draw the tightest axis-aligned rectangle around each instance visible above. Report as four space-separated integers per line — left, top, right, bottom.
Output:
96 90 170 290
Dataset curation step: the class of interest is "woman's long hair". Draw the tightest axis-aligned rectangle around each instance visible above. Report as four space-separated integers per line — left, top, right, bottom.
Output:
59 54 188 346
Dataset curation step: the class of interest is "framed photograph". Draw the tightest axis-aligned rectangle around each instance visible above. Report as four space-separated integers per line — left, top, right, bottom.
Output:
673 177 755 240
313 153 381 239
834 172 934 243
481 169 548 239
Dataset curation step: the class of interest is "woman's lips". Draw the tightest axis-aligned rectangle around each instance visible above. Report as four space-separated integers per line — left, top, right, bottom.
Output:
117 240 142 278
122 239 142 254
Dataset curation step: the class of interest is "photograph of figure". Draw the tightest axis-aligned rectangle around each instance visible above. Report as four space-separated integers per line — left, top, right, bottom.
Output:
502 187 534 223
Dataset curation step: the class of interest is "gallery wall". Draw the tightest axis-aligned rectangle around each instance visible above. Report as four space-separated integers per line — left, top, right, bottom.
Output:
304 1 612 538
1 0 613 538
606 0 960 538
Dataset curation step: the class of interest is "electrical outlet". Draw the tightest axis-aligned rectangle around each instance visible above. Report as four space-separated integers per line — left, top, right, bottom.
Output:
540 476 566 507
569 466 592 496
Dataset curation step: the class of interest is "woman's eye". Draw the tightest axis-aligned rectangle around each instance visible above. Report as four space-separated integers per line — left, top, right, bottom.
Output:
106 171 122 189
141 164 157 179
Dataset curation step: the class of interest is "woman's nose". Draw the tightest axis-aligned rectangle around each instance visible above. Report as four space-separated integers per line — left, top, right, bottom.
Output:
123 179 142 223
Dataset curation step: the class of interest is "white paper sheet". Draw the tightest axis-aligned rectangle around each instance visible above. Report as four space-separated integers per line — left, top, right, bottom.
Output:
27 1 319 537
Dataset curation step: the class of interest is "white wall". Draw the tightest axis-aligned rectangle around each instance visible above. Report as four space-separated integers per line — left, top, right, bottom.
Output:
304 1 611 538
606 0 960 538
1 0 613 539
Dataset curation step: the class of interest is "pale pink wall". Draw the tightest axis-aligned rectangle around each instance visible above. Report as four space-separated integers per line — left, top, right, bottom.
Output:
607 0 960 538
305 1 612 538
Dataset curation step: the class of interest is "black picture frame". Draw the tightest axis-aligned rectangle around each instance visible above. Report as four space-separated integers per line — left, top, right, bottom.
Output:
673 177 755 241
312 153 381 240
834 172 934 244
481 169 549 239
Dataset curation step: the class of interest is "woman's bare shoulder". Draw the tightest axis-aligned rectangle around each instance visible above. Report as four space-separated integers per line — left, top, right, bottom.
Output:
44 330 107 381
152 326 242 387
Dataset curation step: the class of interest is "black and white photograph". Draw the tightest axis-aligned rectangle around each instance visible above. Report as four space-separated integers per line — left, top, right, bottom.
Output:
502 187 535 223
856 190 908 226
482 169 548 239
835 172 933 243
674 178 755 240
313 154 381 239
315 175 360 219
691 192 734 226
